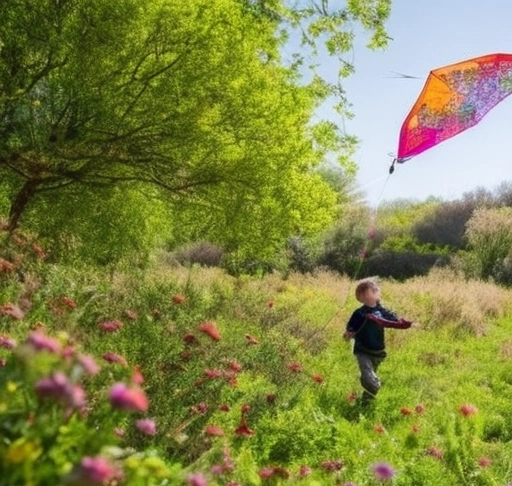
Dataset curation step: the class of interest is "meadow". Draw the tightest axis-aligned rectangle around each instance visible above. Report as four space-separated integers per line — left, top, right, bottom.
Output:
2 234 512 486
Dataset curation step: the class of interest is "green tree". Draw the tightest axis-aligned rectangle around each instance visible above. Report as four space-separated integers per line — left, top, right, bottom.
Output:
0 0 391 262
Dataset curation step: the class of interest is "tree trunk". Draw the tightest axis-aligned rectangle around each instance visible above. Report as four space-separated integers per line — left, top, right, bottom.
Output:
8 179 41 232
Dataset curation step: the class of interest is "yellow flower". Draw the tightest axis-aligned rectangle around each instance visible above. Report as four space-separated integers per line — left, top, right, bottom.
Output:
6 381 17 393
4 438 42 464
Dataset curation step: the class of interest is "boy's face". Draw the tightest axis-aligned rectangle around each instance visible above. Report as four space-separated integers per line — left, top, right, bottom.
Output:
358 288 380 307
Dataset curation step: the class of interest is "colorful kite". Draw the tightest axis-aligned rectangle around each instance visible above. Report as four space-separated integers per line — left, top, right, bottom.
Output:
396 53 512 164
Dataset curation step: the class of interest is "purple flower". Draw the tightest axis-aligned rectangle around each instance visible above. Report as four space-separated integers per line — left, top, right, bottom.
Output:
35 372 86 410
0 335 16 349
109 383 148 412
187 473 208 486
77 354 100 376
371 462 395 481
27 332 61 353
67 456 122 485
102 352 128 366
136 419 157 436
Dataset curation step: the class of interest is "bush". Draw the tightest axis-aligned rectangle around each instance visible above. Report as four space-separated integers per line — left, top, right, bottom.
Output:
172 241 225 267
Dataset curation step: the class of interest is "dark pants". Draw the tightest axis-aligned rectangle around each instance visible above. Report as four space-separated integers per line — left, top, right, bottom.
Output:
355 353 385 403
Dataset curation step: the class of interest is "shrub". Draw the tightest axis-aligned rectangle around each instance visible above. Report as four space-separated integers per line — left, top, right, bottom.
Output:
172 241 225 267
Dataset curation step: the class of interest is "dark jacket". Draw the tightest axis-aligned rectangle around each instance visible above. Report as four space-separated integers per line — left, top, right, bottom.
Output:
346 303 411 357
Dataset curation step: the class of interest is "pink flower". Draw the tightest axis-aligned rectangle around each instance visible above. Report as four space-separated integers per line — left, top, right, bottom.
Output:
190 402 208 414
35 372 86 410
132 365 144 385
371 462 395 481
241 403 251 414
426 446 443 459
102 352 128 366
109 383 148 412
198 321 221 341
77 354 100 376
205 425 224 436
219 404 230 412
299 465 311 477
0 335 16 349
172 294 186 304
228 360 242 372
136 419 157 436
67 456 122 485
321 460 343 471
459 403 478 417
259 467 275 479
99 320 123 332
187 473 208 486
478 457 491 468
27 332 61 353
347 391 357 403
205 369 223 379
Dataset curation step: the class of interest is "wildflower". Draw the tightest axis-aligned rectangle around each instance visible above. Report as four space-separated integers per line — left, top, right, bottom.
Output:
371 462 395 481
321 460 343 471
211 465 224 475
114 427 125 437
228 360 242 372
426 446 443 459
109 383 148 412
235 418 254 436
132 365 144 385
415 403 426 414
136 419 157 436
312 373 324 383
183 333 196 344
400 406 412 416
0 303 25 320
102 352 128 366
259 467 275 479
99 320 123 332
60 296 77 309
32 243 47 259
478 457 492 468
172 294 186 304
27 332 61 353
219 403 230 412
0 258 15 272
187 473 208 486
198 321 221 341
205 369 223 379
190 402 208 414
35 372 86 410
0 335 16 349
67 456 122 485
359 248 368 259
287 362 302 373
412 424 420 433
124 309 138 320
241 403 251 414
459 403 478 417
77 355 100 376
299 465 311 477
245 334 259 345
267 300 274 308
205 425 224 436
62 346 76 358
347 391 357 403
373 424 385 434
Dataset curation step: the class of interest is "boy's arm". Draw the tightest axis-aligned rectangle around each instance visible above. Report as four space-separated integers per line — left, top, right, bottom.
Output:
366 313 412 329
343 310 362 340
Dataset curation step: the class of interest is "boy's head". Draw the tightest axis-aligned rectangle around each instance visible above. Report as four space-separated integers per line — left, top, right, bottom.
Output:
355 278 380 307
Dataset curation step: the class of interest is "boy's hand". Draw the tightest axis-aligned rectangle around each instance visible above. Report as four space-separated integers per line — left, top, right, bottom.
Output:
343 331 355 341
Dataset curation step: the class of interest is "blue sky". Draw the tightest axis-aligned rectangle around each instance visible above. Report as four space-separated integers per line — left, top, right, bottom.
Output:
324 0 512 205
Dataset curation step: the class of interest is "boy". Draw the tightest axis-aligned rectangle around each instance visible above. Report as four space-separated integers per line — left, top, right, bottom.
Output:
344 278 412 405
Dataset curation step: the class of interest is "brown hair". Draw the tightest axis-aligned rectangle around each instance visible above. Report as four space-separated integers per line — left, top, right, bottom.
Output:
354 278 380 302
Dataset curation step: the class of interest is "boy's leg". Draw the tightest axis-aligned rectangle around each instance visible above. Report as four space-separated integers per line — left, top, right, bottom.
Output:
355 353 384 403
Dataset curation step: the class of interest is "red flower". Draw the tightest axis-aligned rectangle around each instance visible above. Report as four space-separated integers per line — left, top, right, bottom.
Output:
109 383 148 412
267 301 274 309
198 321 221 341
205 425 224 436
373 424 385 434
477 457 491 468
183 333 196 344
400 406 412 416
258 467 275 479
0 335 16 349
235 419 254 436
0 303 24 320
190 402 208 414
415 403 426 414
312 374 324 383
426 446 443 459
459 403 478 417
219 404 230 412
287 362 302 373
172 294 186 304
228 360 242 372
245 334 259 345
321 460 343 471
347 391 357 403
132 365 144 385
205 369 223 379
241 404 250 414
102 352 128 366
99 320 123 333
299 465 311 477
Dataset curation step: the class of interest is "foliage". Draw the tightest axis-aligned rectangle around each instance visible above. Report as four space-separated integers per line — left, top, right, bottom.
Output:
464 207 512 283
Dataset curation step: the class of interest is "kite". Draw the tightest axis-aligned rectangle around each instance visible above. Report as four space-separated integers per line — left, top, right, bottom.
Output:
395 53 512 166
